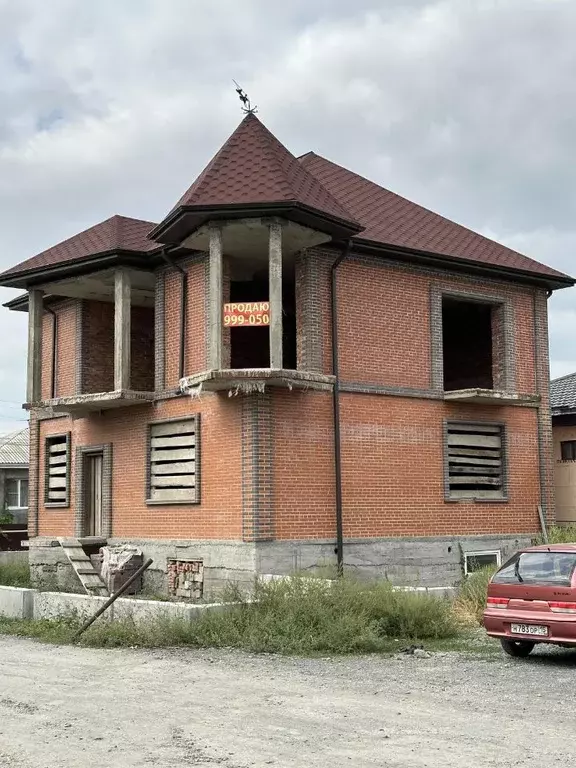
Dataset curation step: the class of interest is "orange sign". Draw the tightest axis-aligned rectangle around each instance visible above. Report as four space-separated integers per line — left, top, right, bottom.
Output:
223 301 270 327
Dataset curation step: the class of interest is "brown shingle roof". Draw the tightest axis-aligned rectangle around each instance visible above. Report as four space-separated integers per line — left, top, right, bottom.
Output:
167 114 358 226
299 152 570 281
0 215 157 280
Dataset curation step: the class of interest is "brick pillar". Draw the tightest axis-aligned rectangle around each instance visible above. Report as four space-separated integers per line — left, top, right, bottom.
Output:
222 257 232 369
154 268 166 392
208 224 223 370
534 289 555 525
241 392 273 541
28 412 40 537
295 250 324 373
114 269 131 390
27 290 43 403
268 221 283 369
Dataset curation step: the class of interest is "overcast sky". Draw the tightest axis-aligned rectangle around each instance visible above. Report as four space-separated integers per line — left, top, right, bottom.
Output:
0 0 575 432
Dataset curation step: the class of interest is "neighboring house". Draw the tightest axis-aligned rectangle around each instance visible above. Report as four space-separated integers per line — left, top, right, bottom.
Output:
0 428 29 526
0 113 573 596
551 373 576 525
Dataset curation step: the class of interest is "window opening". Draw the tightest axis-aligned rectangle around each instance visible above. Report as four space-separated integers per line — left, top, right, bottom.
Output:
442 298 493 391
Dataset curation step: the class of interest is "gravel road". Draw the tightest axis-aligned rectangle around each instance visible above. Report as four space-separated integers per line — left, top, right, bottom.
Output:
0 635 574 767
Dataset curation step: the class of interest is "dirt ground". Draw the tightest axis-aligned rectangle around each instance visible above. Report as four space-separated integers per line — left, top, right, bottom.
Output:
0 635 574 767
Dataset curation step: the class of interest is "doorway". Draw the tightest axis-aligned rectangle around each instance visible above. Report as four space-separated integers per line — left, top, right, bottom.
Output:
84 452 103 537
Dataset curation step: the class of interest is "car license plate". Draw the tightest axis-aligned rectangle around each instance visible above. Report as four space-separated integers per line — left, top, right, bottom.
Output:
510 623 548 636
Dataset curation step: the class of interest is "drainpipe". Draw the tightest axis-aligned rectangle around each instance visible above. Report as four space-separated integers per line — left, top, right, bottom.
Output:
45 306 57 399
533 288 550 529
161 247 186 380
331 240 352 576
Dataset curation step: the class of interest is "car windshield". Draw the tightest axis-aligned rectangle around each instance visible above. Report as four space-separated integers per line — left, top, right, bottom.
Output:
492 551 576 586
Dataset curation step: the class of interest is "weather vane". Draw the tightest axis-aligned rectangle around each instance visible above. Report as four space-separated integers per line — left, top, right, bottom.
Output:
233 80 257 115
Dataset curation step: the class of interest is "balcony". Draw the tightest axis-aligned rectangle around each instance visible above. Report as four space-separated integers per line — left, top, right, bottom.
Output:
443 388 540 406
45 389 155 415
26 267 155 416
179 368 335 396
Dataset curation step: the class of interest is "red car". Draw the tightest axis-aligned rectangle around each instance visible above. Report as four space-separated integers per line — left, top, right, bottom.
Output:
483 544 576 657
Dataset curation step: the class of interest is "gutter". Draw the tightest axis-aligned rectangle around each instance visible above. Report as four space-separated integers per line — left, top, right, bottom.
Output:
161 247 187 380
330 240 352 576
44 306 58 399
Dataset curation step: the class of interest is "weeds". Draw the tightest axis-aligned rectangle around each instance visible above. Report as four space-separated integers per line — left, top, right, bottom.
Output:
533 525 576 546
0 575 461 654
0 559 31 588
453 566 497 626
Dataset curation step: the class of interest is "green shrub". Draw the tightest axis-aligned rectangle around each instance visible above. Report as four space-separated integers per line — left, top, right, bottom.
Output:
454 566 497 625
0 559 31 588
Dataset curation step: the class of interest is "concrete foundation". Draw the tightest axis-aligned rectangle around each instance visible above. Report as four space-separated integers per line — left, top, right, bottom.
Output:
27 533 533 598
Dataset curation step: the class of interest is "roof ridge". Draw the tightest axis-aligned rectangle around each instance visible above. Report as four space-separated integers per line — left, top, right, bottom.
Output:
551 371 576 384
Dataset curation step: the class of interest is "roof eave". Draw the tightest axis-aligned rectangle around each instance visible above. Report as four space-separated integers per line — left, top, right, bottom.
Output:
351 238 575 291
149 201 362 245
0 248 166 290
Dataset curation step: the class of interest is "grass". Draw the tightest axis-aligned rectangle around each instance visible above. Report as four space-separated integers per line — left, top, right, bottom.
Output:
0 559 32 588
0 575 465 655
533 525 576 546
453 566 497 626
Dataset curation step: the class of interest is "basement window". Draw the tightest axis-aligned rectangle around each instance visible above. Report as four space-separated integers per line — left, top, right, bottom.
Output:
446 422 505 501
463 550 501 576
561 441 576 461
148 418 199 504
442 298 495 391
45 434 70 506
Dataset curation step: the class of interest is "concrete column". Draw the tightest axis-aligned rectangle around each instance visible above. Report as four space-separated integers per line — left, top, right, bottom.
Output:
26 289 44 403
268 221 283 369
114 268 131 391
209 224 223 370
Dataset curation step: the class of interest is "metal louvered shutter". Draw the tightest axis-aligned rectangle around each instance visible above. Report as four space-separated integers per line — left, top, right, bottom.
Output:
149 419 198 503
46 434 70 504
446 422 504 500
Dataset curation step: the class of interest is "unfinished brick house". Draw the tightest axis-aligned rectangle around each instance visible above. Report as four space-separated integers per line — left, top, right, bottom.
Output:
1 113 573 596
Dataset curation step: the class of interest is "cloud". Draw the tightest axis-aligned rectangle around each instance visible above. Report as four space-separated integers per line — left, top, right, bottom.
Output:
0 0 574 429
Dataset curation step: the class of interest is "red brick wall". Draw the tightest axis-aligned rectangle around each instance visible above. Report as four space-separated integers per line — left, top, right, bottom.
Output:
32 252 550 545
82 300 114 394
40 300 78 400
163 259 207 390
333 257 537 389
185 260 207 376
37 394 242 539
272 390 542 539
131 306 154 392
81 300 155 393
163 270 182 389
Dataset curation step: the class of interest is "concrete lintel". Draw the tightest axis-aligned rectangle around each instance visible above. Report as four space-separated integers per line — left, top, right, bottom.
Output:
27 289 44 403
268 221 283 369
114 268 131 390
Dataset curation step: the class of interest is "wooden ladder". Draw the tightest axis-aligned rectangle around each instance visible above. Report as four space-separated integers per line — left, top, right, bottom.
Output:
58 538 108 597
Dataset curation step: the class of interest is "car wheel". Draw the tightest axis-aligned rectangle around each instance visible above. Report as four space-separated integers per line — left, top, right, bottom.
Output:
500 639 535 658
